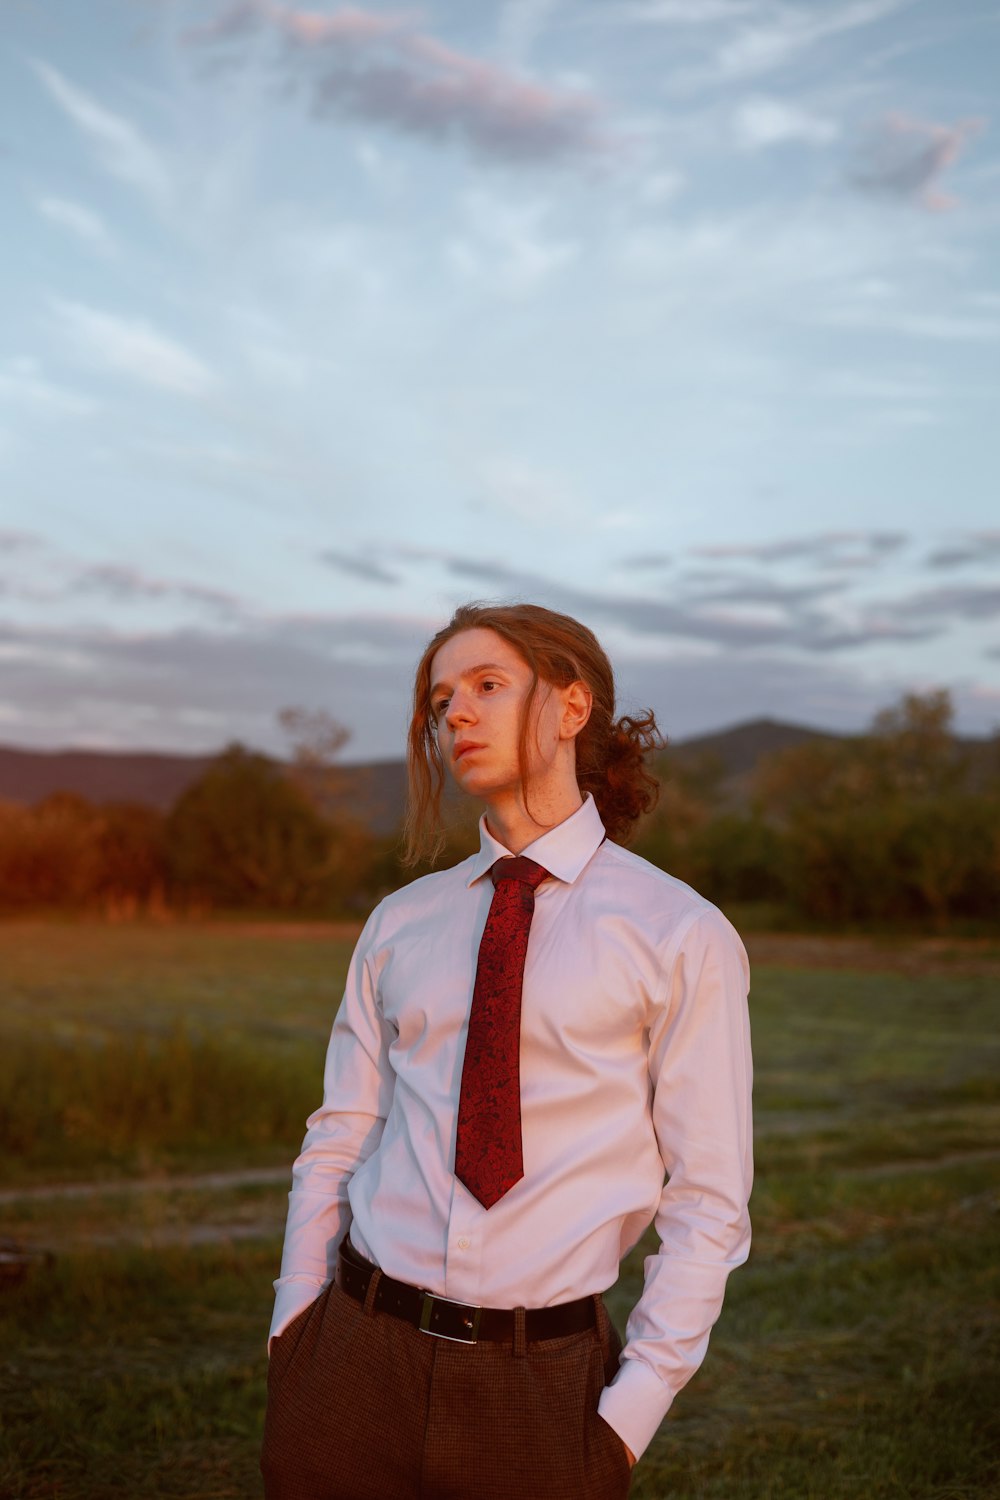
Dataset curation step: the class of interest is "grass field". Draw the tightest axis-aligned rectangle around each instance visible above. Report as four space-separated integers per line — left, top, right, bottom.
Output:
1 917 999 1499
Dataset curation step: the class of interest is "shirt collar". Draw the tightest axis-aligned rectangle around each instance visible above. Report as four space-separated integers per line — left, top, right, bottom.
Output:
466 792 607 888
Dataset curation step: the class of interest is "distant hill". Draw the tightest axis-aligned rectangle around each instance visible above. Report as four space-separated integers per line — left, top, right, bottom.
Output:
0 744 407 835
664 717 844 807
0 746 222 814
668 717 839 779
0 718 844 833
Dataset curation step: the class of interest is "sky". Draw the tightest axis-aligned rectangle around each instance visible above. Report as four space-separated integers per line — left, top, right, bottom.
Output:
1 0 998 764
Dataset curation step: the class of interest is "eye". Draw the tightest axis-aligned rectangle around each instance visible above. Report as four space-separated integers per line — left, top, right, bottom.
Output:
481 679 499 693
432 697 450 718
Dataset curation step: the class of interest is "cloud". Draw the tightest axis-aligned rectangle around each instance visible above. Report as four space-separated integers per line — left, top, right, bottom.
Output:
410 546 919 654
69 563 243 613
0 356 99 417
673 0 911 88
627 1 760 22
4 601 994 762
618 648 927 742
4 531 999 757
50 299 218 397
583 590 925 653
851 112 985 212
184 1 612 166
693 531 906 567
269 221 386 301
31 60 173 214
818 306 1000 343
819 369 940 404
678 573 844 608
0 610 426 759
321 549 400 585
442 558 523 588
0 546 246 612
19 531 993 684
496 0 562 65
416 532 1000 655
186 2 403 48
0 529 47 554
616 201 906 313
889 583 1000 625
635 169 684 205
733 96 839 150
35 195 118 257
926 533 1000 569
618 552 672 569
447 191 579 296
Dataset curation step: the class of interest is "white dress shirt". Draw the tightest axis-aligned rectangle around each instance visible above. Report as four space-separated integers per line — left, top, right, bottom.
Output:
269 792 753 1461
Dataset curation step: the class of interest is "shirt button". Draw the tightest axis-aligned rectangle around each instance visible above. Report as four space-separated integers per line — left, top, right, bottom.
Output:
457 1236 471 1250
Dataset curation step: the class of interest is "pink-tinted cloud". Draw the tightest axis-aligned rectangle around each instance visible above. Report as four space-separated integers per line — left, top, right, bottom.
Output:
185 2 611 166
0 529 46 554
186 1 404 47
71 562 243 613
280 5 404 46
852 112 985 212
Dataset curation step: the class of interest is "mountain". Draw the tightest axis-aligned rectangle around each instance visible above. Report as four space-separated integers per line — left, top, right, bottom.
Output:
0 718 844 833
667 717 840 779
0 743 403 835
0 746 221 814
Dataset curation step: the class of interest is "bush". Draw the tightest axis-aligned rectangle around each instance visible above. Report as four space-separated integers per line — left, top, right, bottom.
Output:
164 743 333 911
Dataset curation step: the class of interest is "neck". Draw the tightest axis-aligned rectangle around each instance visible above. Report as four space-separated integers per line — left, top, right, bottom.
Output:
483 780 584 855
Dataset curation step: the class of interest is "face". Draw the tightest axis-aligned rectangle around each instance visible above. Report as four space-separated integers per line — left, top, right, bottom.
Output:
428 627 571 804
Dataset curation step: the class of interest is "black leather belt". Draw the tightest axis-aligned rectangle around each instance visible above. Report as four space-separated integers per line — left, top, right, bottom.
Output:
335 1238 598 1346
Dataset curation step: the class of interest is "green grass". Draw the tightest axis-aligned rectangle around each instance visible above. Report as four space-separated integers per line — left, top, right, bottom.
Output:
1 920 999 1498
0 1243 272 1499
0 916 349 1043
615 1165 1000 1499
0 919 350 1184
0 1024 318 1183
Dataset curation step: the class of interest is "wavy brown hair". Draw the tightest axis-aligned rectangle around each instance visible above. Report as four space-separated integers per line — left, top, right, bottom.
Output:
403 601 663 865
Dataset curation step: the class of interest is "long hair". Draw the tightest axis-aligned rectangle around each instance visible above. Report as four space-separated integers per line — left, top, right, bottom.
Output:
403 602 662 865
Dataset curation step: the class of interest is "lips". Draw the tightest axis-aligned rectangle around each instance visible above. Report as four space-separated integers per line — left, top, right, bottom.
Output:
454 743 484 763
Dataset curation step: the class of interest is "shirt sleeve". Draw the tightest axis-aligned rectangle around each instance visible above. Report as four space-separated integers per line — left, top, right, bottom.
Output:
268 903 396 1353
597 904 753 1460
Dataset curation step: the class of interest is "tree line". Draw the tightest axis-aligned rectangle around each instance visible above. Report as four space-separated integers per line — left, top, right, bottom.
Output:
0 691 996 930
633 690 999 928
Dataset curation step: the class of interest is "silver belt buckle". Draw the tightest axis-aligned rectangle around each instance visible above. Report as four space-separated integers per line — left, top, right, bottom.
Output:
418 1290 483 1342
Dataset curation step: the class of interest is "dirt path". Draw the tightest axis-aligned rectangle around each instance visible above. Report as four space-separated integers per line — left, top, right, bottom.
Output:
31 1221 284 1250
4 1148 999 1256
5 1128 1000 1211
848 1146 1000 1179
0 1165 290 1207
745 932 1000 976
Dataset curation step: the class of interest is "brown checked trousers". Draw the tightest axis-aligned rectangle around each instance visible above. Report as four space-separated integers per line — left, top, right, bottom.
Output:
260 1272 633 1500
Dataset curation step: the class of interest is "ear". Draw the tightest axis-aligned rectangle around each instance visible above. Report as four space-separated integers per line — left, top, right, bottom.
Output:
560 680 592 741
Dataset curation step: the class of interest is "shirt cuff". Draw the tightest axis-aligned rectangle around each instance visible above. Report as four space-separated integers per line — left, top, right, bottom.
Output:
597 1355 674 1462
267 1276 327 1357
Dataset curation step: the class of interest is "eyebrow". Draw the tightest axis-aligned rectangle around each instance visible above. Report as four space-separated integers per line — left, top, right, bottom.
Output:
428 662 509 700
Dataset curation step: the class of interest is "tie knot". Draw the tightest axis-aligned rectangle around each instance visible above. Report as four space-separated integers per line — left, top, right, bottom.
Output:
491 856 550 891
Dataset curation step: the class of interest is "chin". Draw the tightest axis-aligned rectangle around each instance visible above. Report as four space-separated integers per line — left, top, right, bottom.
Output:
451 756 494 785
454 766 492 793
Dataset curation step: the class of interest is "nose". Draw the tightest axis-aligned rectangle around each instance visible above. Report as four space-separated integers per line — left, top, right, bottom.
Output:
445 690 475 730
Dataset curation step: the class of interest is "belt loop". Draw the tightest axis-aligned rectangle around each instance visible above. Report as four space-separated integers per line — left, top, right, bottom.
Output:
591 1293 606 1349
362 1267 382 1318
513 1305 527 1358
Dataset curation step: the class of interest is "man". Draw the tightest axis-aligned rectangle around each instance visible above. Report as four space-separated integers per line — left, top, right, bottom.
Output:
261 602 752 1500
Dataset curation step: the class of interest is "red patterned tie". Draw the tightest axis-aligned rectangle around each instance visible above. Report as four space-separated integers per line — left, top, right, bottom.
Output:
454 856 551 1209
